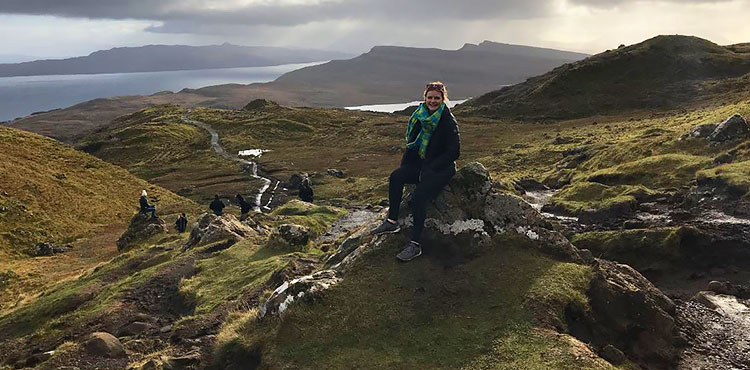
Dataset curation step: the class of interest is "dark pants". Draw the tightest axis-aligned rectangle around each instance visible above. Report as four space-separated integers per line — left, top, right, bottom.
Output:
387 165 455 242
141 205 157 218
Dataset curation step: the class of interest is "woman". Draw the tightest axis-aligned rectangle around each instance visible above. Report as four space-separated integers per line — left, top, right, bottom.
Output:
139 190 158 218
371 81 461 262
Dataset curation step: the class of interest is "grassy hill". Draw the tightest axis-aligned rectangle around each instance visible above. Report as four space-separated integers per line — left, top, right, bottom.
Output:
0 126 200 312
458 35 750 120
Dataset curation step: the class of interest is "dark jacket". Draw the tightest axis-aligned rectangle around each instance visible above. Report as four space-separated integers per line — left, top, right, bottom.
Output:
401 106 461 172
139 195 150 211
210 198 225 215
236 195 253 214
175 215 188 232
298 184 313 202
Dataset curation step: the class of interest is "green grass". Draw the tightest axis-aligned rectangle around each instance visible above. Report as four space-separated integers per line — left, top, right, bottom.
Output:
571 228 684 266
211 235 606 369
179 239 315 315
696 160 750 196
0 126 197 257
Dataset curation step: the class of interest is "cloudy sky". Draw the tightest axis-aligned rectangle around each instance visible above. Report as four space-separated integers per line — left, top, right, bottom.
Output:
1 0 749 60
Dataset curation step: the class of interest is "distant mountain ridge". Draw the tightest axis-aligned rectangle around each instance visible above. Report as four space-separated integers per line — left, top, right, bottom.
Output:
4 40 589 141
267 40 589 105
0 43 353 77
457 35 750 120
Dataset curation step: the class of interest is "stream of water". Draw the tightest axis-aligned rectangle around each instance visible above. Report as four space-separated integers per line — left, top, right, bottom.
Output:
181 114 276 212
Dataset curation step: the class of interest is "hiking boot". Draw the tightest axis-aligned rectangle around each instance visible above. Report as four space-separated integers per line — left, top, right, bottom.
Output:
396 242 422 262
370 220 400 235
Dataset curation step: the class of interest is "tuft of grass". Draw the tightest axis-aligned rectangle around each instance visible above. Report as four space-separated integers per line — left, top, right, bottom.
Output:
571 227 684 266
696 160 750 196
270 200 347 237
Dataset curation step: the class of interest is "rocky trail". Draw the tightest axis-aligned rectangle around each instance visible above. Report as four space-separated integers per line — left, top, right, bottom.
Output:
181 114 278 212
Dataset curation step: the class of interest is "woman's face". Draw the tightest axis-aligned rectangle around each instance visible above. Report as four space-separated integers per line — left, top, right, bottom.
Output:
424 90 444 112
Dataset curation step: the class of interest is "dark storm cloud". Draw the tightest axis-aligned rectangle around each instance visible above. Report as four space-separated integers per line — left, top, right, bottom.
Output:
0 0 552 27
0 0 739 34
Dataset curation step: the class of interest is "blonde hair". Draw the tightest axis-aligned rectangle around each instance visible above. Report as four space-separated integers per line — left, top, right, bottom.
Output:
424 81 449 102
141 190 147 197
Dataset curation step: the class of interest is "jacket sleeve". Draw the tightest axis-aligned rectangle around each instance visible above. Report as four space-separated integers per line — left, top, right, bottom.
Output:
428 116 460 171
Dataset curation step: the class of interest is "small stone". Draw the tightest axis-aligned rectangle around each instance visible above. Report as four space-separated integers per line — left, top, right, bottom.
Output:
327 168 345 178
160 325 173 333
83 332 126 358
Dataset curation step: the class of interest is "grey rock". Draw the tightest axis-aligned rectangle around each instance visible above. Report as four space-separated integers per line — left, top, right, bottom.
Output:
707 114 749 142
160 325 173 333
684 123 718 139
327 168 345 178
118 213 167 251
82 332 126 358
31 242 73 257
272 224 311 248
582 259 679 367
184 213 256 250
258 270 341 319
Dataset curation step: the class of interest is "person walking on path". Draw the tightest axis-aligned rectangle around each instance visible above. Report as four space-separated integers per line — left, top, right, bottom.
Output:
210 195 225 216
298 178 314 203
235 194 254 215
139 190 158 218
175 213 188 233
371 81 460 262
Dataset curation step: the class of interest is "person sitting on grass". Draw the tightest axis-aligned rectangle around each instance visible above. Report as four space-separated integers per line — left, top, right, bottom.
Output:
235 194 254 215
370 81 460 262
139 190 158 218
175 213 188 233
210 194 225 216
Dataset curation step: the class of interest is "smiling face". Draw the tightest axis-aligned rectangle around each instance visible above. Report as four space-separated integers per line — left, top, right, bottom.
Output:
424 90 444 113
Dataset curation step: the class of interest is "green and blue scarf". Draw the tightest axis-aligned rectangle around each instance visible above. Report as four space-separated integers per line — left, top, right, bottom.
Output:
406 102 445 159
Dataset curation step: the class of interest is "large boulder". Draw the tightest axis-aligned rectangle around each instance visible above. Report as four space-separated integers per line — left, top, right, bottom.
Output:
395 162 586 262
82 332 126 358
270 224 311 250
184 213 256 250
568 259 681 368
117 213 168 251
707 114 749 142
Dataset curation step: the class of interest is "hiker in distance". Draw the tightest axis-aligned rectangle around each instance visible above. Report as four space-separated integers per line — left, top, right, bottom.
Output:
175 213 188 233
139 190 158 218
371 81 460 262
235 193 254 215
210 195 225 216
298 177 314 203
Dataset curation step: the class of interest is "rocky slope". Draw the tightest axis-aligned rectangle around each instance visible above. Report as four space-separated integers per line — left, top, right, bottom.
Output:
457 35 750 120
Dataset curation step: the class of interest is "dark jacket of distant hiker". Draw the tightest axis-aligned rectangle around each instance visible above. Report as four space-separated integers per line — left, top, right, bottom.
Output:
298 182 313 203
210 197 225 216
140 195 157 217
235 194 253 214
175 215 188 233
400 106 461 172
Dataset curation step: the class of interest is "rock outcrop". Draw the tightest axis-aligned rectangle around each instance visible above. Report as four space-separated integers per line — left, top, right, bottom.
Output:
707 114 749 142
269 224 311 250
184 213 256 250
260 162 590 319
568 259 681 368
118 213 168 251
